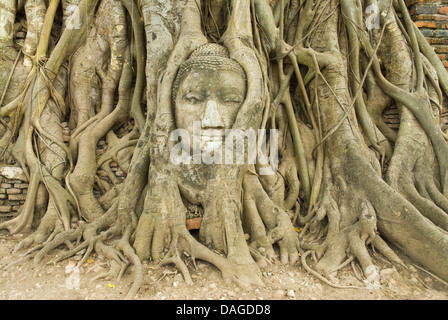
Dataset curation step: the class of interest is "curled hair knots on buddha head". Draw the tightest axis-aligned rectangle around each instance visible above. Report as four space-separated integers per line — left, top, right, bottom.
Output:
172 43 247 103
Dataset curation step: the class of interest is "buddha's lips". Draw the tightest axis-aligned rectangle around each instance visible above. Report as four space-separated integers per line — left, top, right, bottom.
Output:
201 128 224 140
199 128 224 152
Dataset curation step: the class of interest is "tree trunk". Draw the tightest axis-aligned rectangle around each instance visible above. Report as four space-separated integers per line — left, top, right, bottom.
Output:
1 0 448 299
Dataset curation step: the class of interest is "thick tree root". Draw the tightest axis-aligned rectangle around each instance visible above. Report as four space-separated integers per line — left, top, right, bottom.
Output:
301 251 368 290
2 0 448 299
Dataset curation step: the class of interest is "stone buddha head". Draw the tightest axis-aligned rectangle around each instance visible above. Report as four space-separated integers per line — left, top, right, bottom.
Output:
172 43 247 154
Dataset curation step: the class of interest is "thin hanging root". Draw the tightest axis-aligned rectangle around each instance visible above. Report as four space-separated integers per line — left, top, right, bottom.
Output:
34 0 60 63
276 58 311 201
249 246 272 268
0 169 41 234
330 255 355 274
31 73 73 170
76 239 99 267
301 251 367 289
6 216 64 268
33 225 85 266
92 260 127 282
286 51 324 211
0 50 22 107
4 241 49 270
118 226 143 299
158 233 194 286
371 236 405 267
413 264 448 288
159 253 194 286
119 0 145 130
121 265 140 299
45 241 89 265
46 233 103 266
34 134 74 231
96 138 138 168
116 261 131 283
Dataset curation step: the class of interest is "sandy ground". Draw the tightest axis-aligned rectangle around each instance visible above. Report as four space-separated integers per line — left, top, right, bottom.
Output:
1 230 447 301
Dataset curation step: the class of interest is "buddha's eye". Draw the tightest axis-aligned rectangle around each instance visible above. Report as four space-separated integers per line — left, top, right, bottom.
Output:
222 94 243 104
184 93 203 104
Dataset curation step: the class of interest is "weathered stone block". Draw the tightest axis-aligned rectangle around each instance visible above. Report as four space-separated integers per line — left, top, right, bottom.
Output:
6 188 22 195
0 205 12 213
8 194 27 201
0 166 27 181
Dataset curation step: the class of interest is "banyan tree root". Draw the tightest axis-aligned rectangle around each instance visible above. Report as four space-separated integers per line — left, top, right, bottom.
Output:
1 0 448 299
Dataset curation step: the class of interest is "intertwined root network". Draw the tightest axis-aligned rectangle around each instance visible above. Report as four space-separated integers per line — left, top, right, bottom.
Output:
0 0 448 299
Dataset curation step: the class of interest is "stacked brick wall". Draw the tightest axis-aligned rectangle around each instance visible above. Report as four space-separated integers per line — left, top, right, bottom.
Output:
406 0 448 72
383 0 448 131
0 170 28 221
0 123 127 220
1 4 448 220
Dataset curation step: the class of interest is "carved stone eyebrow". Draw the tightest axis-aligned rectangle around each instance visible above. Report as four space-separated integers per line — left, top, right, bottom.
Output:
217 88 244 102
180 79 207 96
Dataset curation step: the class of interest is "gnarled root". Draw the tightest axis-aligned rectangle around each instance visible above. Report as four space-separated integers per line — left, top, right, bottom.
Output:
133 171 265 289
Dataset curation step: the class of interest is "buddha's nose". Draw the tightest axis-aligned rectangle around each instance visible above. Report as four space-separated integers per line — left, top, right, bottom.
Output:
201 100 225 128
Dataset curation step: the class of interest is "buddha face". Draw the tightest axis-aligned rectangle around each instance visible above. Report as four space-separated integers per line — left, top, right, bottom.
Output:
174 69 246 153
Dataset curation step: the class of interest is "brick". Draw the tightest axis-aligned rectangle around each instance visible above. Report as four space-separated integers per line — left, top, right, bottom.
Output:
407 0 440 4
6 179 24 184
434 45 448 53
420 29 434 37
411 4 441 15
6 188 21 195
435 14 448 20
0 205 12 213
440 7 448 14
8 194 26 201
115 169 127 177
14 183 29 189
96 148 106 155
96 169 107 177
413 14 437 20
433 29 448 37
0 183 12 188
415 21 438 28
428 37 448 44
186 218 202 230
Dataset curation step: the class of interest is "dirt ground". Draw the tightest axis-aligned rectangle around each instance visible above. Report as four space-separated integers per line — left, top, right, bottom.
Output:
0 230 447 301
